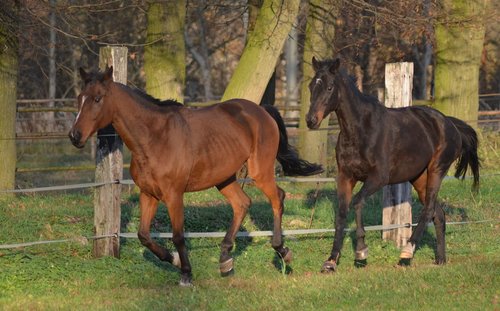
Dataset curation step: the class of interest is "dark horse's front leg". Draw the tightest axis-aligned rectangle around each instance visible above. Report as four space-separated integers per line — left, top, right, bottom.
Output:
322 173 354 272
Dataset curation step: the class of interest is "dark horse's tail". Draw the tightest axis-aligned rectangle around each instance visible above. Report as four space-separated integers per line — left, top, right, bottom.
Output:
263 105 324 176
448 117 480 191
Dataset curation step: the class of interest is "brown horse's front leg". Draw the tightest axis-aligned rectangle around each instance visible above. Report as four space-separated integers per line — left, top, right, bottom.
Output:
138 192 176 264
165 194 192 286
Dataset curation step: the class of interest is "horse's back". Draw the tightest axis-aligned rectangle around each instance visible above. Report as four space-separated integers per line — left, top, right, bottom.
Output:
180 99 278 191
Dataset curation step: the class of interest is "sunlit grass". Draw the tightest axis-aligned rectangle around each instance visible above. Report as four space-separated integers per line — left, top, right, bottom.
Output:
0 174 498 310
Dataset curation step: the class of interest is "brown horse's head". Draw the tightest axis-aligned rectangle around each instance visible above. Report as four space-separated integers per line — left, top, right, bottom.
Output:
306 57 340 129
69 66 115 148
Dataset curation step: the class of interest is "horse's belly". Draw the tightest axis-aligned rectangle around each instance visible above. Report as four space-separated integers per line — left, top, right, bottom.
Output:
185 157 247 192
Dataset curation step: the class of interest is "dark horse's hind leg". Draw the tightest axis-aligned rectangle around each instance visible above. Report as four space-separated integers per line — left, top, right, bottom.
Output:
217 178 251 276
433 204 446 264
402 169 446 264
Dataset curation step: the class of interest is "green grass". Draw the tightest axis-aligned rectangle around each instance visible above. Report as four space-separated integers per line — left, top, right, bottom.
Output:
0 175 499 310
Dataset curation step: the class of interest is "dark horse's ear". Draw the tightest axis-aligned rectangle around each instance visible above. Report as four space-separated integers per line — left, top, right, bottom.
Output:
312 56 320 72
79 67 88 81
103 65 113 82
329 58 340 74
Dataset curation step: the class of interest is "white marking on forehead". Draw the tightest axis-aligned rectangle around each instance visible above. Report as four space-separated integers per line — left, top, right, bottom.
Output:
315 78 322 85
75 95 88 123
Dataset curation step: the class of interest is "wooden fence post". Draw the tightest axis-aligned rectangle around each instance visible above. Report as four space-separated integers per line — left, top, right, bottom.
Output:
93 46 127 258
382 62 413 248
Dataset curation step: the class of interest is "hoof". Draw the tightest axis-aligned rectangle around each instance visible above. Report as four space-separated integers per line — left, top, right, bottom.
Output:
179 274 193 287
355 247 368 260
171 251 181 268
435 258 446 265
220 257 234 277
400 243 416 259
320 259 337 273
281 247 293 264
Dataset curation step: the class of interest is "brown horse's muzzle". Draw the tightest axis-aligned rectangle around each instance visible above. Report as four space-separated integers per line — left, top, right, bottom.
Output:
68 129 85 149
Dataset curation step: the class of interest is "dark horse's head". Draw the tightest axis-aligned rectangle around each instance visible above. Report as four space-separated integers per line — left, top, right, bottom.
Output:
306 57 341 129
69 66 114 148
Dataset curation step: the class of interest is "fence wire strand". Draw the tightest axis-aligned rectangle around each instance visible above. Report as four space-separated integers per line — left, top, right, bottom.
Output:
0 220 496 250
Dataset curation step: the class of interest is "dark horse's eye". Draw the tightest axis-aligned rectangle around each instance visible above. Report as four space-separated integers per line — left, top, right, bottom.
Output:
94 96 102 103
327 86 333 91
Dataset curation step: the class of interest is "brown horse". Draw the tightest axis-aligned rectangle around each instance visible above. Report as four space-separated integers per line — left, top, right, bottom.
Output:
306 57 480 272
69 66 322 286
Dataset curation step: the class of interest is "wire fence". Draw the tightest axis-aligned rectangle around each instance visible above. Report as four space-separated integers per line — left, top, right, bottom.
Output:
1 219 496 250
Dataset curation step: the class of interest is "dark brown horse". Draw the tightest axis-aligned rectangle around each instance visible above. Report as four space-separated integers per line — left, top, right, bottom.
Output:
69 66 322 286
306 57 480 272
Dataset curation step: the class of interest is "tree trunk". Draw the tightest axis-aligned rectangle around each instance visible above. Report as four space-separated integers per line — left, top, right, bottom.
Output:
144 1 186 103
48 0 56 110
221 0 300 103
433 0 487 124
0 1 19 193
298 0 336 171
285 25 299 124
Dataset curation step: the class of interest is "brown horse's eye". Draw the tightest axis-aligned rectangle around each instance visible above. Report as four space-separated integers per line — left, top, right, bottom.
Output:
94 96 102 102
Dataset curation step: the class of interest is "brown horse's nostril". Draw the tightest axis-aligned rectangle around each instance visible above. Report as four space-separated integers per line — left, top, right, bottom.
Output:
69 130 83 148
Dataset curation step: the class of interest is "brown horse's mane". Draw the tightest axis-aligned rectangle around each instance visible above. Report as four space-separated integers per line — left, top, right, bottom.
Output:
118 84 184 110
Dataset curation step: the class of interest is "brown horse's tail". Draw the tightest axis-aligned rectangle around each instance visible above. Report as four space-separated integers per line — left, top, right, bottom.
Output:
263 105 324 176
449 117 480 192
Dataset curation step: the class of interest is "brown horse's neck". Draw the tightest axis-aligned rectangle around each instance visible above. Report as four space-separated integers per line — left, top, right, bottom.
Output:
334 73 385 137
107 82 185 154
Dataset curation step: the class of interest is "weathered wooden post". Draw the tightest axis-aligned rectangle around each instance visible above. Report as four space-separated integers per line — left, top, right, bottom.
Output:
382 62 413 248
93 46 127 258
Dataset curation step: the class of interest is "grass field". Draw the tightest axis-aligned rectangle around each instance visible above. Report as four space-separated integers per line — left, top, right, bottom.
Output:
0 171 498 310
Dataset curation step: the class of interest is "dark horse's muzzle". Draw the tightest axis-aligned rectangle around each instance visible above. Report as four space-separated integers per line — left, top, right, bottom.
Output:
306 113 320 129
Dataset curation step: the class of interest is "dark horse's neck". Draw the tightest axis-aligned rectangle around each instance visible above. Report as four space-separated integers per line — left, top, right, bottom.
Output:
108 82 185 153
334 71 385 136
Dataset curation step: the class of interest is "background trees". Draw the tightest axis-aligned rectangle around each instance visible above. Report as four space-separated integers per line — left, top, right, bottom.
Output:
0 0 19 193
0 0 498 188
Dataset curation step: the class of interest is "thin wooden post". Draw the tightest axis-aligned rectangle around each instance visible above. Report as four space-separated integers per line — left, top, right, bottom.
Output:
93 46 127 258
382 62 413 248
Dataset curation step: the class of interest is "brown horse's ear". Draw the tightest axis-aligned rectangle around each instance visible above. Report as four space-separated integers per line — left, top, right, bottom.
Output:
79 67 88 81
312 56 320 71
329 58 340 74
103 65 113 82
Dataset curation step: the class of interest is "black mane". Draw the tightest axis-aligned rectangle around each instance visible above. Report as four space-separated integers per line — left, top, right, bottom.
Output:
114 83 184 110
127 85 184 108
84 69 184 108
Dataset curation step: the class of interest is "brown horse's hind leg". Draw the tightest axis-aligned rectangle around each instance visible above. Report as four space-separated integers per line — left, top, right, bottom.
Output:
249 162 291 263
217 178 251 276
138 192 176 263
